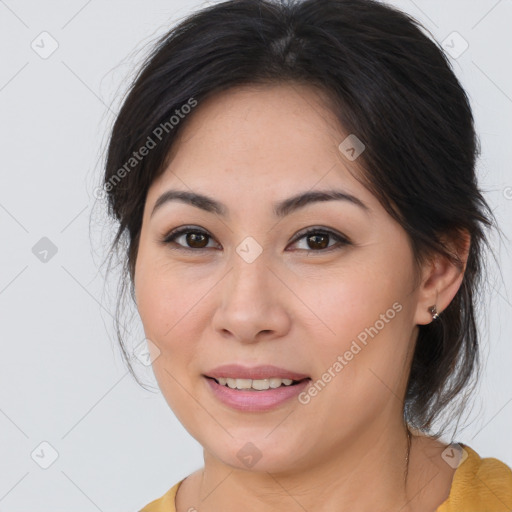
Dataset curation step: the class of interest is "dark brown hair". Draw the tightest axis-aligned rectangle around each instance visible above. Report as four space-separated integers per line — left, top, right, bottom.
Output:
99 0 497 435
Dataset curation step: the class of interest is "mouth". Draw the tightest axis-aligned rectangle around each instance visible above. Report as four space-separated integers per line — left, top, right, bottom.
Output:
202 364 312 410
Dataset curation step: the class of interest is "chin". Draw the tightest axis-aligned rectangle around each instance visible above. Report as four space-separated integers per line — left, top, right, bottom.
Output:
207 436 307 475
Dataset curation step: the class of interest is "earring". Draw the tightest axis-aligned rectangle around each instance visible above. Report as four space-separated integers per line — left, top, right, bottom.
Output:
428 305 439 320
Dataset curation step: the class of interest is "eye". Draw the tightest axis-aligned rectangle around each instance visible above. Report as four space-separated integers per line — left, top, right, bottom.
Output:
159 226 351 253
288 227 351 253
161 226 218 251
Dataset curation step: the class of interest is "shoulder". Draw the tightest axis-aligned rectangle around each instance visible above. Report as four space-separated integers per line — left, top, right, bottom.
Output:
437 443 512 511
139 479 184 512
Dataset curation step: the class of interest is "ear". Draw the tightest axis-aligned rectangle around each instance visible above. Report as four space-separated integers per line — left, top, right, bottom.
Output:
414 230 471 326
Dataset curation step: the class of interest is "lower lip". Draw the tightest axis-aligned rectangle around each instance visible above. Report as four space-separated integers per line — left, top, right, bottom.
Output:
204 376 311 412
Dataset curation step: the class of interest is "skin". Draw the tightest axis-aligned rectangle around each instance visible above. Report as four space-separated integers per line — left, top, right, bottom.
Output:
134 83 469 512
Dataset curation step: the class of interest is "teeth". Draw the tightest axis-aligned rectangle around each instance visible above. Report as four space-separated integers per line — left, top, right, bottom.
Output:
216 377 295 390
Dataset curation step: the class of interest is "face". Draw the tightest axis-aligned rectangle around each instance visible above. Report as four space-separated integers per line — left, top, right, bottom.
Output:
134 83 423 474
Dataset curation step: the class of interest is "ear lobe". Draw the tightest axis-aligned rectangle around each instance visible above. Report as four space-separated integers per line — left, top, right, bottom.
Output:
414 230 470 326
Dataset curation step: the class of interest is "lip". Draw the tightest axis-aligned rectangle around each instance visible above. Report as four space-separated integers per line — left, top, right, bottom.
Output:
204 364 310 381
204 376 311 412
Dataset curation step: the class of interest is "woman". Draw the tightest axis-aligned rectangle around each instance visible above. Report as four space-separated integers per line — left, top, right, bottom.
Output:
100 0 512 510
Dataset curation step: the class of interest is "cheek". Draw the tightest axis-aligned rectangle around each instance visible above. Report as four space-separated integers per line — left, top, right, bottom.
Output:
135 247 195 345
134 254 207 424
296 261 414 403
298 262 407 348
134 247 216 383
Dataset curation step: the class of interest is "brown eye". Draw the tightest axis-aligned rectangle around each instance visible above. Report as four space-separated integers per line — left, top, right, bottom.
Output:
161 226 351 254
162 227 218 251
289 228 351 253
306 233 330 250
184 231 209 248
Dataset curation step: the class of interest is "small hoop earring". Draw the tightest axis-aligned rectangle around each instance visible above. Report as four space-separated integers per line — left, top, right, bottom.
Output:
428 305 439 320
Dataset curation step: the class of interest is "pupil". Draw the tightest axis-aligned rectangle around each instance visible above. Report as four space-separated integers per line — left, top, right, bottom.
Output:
309 233 328 250
187 232 207 248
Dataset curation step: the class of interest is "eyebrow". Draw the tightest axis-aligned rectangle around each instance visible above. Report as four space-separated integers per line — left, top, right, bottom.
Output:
150 188 369 219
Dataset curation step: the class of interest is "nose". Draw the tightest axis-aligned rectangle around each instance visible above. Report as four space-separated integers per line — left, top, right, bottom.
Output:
211 250 292 344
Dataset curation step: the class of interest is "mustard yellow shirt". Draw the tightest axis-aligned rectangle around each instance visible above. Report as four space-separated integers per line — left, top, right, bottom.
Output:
139 444 512 511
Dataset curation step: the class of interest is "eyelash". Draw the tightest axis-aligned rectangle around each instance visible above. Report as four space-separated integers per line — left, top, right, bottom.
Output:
160 225 351 254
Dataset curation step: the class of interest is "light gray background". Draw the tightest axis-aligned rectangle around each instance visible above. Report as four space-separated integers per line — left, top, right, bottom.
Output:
1 0 511 510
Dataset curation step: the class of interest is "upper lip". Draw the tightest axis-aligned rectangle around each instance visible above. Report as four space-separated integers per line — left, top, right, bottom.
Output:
204 364 310 381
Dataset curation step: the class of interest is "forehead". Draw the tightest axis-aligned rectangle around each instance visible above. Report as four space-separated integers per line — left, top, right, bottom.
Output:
149 83 370 207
